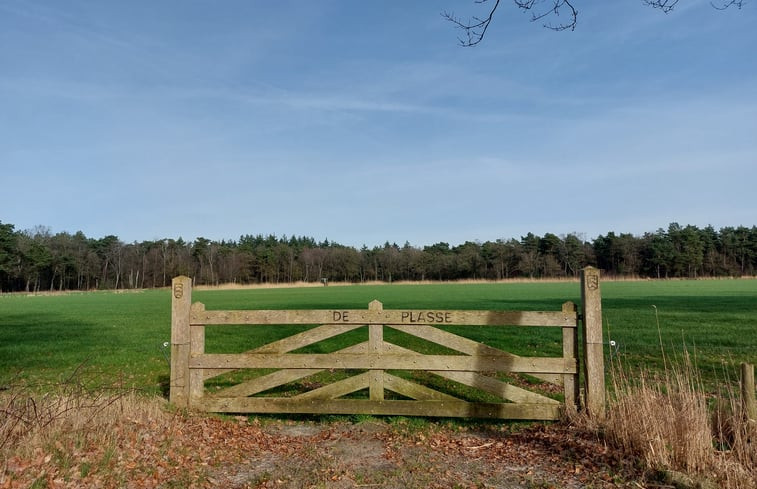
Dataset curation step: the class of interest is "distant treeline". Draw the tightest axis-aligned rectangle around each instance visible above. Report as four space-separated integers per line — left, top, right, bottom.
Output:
1 220 756 292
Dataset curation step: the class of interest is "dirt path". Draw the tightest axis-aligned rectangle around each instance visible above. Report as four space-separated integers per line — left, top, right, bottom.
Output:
1 410 647 489
206 418 645 489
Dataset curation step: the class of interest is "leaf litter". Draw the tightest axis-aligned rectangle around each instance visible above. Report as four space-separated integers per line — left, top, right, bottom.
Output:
1 404 648 488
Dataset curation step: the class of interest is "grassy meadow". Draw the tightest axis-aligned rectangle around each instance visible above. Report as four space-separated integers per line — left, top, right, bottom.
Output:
1 278 755 394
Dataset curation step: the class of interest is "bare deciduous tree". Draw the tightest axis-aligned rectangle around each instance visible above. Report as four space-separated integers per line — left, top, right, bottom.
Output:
444 0 745 46
443 0 577 46
644 0 744 13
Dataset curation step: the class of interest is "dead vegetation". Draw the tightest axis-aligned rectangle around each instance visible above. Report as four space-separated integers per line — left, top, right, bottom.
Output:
0 385 641 489
573 353 757 489
2 361 755 489
191 277 585 292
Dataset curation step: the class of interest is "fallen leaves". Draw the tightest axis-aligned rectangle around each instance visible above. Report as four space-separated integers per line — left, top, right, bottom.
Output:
1 405 648 489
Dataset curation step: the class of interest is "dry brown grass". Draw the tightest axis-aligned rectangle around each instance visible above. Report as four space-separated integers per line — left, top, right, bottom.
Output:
187 276 757 291
579 353 757 489
1 381 173 488
604 355 712 472
192 277 584 291
0 380 168 458
3 362 754 488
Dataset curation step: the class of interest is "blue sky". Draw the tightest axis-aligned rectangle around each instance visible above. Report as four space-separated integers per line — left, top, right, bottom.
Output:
2 1 755 248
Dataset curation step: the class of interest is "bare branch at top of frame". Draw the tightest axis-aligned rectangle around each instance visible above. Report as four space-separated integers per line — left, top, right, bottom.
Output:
443 0 579 47
514 0 578 32
642 0 680 14
445 0 747 46
645 0 744 13
710 0 745 11
442 0 501 46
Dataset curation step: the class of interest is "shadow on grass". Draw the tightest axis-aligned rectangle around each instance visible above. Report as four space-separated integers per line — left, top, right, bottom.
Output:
602 295 757 314
0 312 170 393
157 374 171 399
0 312 103 374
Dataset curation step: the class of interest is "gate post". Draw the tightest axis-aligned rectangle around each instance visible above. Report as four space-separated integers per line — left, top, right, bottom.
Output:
581 267 605 418
742 363 756 421
170 276 192 408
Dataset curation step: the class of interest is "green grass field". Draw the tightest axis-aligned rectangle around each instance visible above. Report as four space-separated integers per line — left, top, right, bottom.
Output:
1 279 755 395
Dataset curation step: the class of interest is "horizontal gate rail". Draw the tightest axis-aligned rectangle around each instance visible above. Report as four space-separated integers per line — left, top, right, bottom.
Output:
190 352 577 373
200 398 562 420
189 305 576 328
170 267 605 420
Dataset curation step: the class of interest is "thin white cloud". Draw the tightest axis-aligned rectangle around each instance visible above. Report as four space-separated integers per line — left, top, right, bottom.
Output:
2 1 755 247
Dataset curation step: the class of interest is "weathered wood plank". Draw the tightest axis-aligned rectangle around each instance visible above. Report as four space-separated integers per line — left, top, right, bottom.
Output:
170 276 192 408
190 307 576 327
382 373 460 401
203 323 364 381
381 343 559 405
189 324 205 408
390 324 515 358
435 371 559 404
742 363 756 421
213 368 323 398
581 267 606 418
369 323 384 401
215 347 557 405
389 324 563 385
253 323 363 353
170 344 190 406
293 372 371 400
212 343 369 398
198 398 562 420
192 352 577 374
562 301 579 410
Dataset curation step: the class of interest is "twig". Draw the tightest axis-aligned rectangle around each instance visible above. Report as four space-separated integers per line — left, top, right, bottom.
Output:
466 441 495 449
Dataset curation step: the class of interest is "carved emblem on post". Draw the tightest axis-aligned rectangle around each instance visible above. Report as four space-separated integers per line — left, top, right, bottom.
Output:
587 274 599 291
173 282 184 299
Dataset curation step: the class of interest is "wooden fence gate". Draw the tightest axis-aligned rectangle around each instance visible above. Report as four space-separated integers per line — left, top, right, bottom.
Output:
170 267 605 420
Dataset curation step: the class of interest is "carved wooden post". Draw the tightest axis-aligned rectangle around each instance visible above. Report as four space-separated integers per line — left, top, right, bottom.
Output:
170 276 192 408
742 363 756 421
580 267 605 418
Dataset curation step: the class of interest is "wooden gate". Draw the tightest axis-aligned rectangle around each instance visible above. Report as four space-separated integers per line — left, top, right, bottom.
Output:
170 268 605 420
